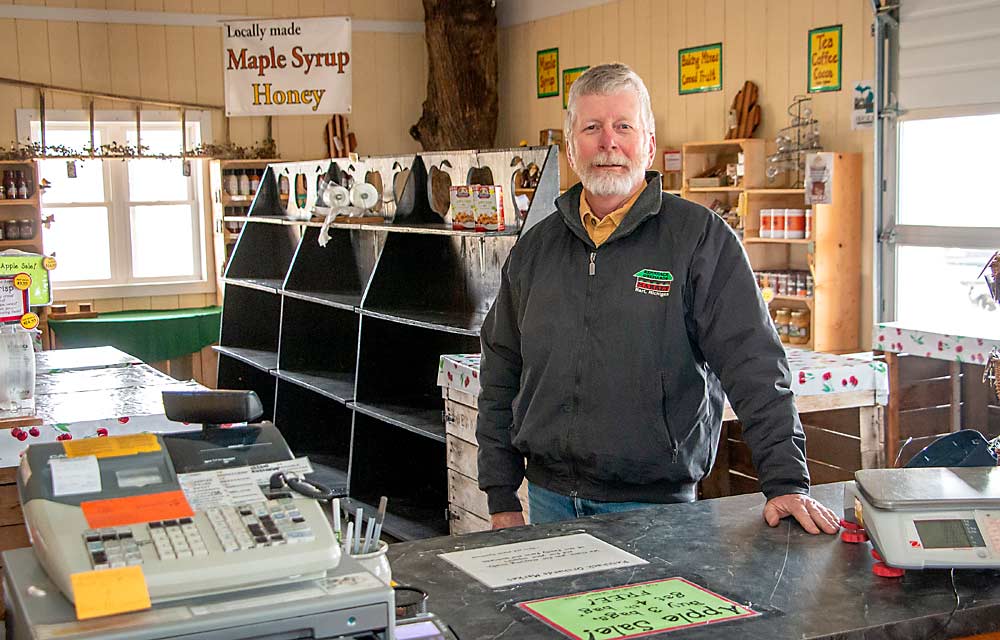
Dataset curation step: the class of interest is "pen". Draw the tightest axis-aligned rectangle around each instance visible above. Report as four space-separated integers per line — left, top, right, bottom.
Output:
354 508 364 554
361 515 376 554
372 496 388 543
344 521 354 556
332 498 341 543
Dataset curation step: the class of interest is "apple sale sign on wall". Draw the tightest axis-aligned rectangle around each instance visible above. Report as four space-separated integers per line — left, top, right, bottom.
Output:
223 17 352 116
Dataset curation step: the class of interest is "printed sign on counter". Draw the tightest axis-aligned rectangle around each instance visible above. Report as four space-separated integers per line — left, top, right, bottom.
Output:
0 275 28 323
223 17 352 116
519 577 758 639
439 533 647 589
0 253 52 306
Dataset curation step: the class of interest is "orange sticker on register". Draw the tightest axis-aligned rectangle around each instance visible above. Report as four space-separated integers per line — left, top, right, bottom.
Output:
63 433 161 459
81 490 193 529
71 566 151 620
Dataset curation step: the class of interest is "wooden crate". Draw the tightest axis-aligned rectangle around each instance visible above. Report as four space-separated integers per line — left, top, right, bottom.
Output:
882 352 997 468
443 387 529 533
702 398 884 498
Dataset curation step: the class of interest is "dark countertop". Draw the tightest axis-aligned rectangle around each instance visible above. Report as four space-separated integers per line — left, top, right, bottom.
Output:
388 483 1000 639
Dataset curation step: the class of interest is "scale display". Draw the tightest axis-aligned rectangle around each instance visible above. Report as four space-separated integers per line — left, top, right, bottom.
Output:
913 519 981 549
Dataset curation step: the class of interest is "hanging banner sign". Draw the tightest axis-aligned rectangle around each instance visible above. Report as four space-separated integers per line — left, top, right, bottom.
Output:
679 43 722 95
808 25 842 93
537 48 559 99
0 276 29 323
223 17 352 117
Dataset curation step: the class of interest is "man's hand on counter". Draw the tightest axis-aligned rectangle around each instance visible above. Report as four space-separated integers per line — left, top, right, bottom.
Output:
491 511 526 530
763 494 841 535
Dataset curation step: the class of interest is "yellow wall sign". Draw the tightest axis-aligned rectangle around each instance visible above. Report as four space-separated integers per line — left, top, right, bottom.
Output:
562 66 589 109
537 48 559 98
809 25 842 93
679 43 722 95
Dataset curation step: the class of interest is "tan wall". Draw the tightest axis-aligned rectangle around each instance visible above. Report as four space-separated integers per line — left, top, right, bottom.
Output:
0 0 427 312
498 0 876 349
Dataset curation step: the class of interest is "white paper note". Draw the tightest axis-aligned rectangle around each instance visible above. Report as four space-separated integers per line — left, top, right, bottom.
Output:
439 533 648 588
248 456 315 485
177 467 266 510
49 455 102 496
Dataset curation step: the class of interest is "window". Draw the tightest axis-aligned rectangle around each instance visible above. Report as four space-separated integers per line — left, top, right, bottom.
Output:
887 112 1000 326
18 110 213 299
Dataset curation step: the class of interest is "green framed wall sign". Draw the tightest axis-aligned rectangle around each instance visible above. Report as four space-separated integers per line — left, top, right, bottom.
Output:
537 48 559 98
562 66 589 109
808 25 842 92
678 43 722 95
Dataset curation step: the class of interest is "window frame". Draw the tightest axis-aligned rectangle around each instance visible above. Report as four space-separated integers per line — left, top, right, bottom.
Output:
881 103 1000 323
16 109 215 301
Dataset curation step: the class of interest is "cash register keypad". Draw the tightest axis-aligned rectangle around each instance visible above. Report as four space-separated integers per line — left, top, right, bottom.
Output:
206 497 315 552
83 527 143 569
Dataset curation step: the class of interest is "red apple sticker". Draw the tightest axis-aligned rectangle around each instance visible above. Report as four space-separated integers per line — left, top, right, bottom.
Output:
117 417 130 424
849 376 858 386
96 428 108 437
822 372 832 381
956 345 964 353
57 433 72 441
28 427 40 437
798 372 807 384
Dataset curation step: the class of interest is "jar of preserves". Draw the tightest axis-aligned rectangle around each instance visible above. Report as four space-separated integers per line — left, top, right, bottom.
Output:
774 308 792 343
4 219 19 240
789 309 811 345
18 218 33 239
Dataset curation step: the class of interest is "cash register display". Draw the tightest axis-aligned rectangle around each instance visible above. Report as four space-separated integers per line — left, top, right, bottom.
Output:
913 519 983 549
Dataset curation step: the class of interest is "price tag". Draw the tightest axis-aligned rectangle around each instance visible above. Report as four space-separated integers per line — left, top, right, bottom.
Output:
761 287 775 304
20 312 39 330
12 272 30 290
42 256 57 271
0 276 29 322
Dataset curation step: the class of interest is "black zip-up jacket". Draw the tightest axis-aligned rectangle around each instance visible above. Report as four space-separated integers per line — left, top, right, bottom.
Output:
477 172 810 514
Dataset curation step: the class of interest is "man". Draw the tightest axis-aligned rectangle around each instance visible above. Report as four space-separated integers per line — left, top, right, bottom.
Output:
476 63 840 535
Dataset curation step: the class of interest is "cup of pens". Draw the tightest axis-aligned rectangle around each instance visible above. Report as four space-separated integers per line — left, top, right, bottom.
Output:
334 496 392 585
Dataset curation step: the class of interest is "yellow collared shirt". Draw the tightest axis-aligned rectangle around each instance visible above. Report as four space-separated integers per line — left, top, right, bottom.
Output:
579 186 644 247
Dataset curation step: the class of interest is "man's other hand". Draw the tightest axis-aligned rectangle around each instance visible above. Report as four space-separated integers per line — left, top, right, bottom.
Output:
763 494 840 535
491 511 526 530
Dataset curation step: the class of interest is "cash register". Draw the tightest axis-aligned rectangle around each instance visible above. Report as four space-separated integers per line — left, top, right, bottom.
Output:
3 390 398 639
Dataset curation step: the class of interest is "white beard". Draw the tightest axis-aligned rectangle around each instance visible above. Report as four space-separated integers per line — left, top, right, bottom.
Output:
575 150 647 197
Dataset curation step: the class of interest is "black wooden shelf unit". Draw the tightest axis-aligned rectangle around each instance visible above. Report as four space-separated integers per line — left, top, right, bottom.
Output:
214 146 559 540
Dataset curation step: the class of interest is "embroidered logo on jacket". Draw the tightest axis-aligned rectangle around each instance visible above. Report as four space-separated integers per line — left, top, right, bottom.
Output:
633 269 674 297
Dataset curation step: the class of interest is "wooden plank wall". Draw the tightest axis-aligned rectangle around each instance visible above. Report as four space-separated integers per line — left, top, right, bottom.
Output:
498 0 876 348
0 0 427 314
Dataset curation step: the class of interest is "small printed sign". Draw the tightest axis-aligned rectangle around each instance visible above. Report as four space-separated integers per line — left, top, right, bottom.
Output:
563 66 589 109
0 276 29 323
518 577 759 639
852 80 874 130
537 48 559 98
0 253 52 306
679 43 722 95
808 25 842 93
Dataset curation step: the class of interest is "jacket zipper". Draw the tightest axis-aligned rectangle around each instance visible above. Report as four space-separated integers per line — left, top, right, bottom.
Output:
568 249 597 496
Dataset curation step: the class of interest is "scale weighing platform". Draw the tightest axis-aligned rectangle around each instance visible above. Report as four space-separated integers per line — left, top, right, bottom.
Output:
847 466 1000 570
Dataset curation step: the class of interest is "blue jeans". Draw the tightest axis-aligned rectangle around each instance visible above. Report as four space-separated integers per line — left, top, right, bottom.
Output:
528 482 663 524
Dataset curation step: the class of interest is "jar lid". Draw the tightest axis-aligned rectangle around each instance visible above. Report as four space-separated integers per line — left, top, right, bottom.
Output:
791 310 808 316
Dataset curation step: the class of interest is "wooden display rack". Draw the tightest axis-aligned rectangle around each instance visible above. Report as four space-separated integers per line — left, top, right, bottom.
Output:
214 146 560 540
681 141 862 353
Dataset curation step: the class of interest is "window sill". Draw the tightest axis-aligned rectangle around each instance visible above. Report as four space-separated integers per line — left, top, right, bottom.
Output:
52 279 216 301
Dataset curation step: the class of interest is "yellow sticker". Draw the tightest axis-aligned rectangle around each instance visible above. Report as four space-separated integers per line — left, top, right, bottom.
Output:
71 566 151 620
12 273 31 290
42 256 57 271
761 287 775 304
19 312 39 330
63 433 161 459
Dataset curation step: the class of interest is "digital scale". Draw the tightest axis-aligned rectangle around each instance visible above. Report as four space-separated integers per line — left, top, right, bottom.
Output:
845 466 1000 569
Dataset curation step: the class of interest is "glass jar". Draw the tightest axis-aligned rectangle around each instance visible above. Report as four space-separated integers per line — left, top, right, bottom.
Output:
795 272 807 297
774 308 792 343
789 310 811 345
4 219 19 240
18 219 33 239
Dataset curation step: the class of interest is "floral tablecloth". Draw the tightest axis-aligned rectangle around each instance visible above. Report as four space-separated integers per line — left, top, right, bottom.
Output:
439 348 888 405
874 321 1000 365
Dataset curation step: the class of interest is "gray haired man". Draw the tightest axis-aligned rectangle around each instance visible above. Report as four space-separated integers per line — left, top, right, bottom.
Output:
476 63 840 534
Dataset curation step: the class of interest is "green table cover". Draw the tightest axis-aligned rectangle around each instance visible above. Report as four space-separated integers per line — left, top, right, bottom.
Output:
48 307 221 363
